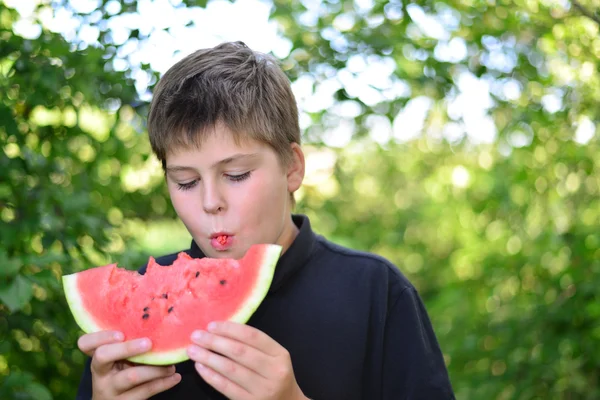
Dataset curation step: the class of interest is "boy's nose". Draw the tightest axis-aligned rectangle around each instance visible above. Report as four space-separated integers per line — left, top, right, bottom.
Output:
202 183 226 214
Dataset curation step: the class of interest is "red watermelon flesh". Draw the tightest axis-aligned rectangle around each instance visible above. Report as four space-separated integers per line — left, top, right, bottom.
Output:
62 244 282 365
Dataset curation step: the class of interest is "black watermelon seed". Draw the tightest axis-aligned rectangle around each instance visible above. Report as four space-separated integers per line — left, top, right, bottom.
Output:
195 271 200 278
219 280 226 285
142 313 150 319
162 293 168 299
143 307 149 312
168 307 174 313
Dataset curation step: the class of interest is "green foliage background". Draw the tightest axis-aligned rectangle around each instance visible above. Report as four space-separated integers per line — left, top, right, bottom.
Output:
1 0 599 399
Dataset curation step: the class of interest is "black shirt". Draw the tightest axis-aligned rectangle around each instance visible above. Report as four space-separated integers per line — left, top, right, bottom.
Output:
77 214 455 399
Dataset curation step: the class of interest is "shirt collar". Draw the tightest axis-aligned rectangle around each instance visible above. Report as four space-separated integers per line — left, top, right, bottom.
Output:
189 214 317 293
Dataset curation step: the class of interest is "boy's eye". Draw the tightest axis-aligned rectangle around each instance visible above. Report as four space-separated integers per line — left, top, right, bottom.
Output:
176 180 198 191
227 171 251 182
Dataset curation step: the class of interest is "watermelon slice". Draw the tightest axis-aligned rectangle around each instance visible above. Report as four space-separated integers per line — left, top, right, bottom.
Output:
62 244 282 365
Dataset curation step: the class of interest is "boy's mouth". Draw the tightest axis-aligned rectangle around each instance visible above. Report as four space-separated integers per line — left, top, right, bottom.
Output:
210 233 234 251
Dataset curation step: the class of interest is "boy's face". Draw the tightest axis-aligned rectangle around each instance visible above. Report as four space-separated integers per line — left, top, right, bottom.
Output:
164 124 304 259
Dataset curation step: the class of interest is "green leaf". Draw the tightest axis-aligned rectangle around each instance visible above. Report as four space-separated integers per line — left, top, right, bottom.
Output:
24 383 53 400
29 269 59 289
0 371 52 400
0 275 33 313
0 253 22 278
1 370 35 389
0 340 10 355
23 252 67 267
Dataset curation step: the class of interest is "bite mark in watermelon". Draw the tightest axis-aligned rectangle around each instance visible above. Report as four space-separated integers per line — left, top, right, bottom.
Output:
62 244 282 365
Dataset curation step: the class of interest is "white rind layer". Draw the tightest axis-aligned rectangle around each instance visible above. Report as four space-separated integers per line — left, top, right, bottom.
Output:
63 244 283 366
62 273 103 333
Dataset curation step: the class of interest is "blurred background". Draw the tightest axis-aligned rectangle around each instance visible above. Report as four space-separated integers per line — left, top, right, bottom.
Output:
1 0 599 399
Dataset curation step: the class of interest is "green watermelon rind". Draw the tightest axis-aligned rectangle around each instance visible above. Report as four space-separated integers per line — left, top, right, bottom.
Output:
62 244 282 366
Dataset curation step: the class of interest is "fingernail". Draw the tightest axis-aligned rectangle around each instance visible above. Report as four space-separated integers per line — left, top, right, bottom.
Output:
172 373 181 382
114 332 124 341
191 331 204 342
137 338 151 350
207 322 217 331
196 362 205 370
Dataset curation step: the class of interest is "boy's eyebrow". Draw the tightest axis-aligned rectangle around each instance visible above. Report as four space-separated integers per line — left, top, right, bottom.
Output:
211 153 260 168
165 153 259 173
165 165 196 173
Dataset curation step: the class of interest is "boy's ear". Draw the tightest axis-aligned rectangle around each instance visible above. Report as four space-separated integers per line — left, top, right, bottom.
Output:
287 143 305 193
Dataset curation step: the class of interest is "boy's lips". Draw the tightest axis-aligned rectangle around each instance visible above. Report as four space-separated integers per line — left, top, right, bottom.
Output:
210 232 234 251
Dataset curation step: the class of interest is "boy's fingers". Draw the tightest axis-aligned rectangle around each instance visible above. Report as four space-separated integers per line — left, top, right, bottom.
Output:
206 322 280 356
113 365 177 393
189 331 269 377
125 372 182 400
188 344 265 391
77 331 124 356
195 363 252 400
91 338 152 375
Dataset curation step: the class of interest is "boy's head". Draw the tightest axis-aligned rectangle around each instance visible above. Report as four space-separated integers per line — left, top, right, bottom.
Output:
147 40 300 172
146 41 305 259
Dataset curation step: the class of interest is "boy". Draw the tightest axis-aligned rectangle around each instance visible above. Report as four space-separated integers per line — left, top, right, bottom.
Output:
75 41 455 399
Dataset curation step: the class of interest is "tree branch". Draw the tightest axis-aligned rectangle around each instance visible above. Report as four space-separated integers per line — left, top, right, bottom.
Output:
571 0 600 25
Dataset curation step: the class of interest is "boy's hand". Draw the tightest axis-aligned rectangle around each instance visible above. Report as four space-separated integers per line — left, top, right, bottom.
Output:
78 331 181 399
187 322 308 400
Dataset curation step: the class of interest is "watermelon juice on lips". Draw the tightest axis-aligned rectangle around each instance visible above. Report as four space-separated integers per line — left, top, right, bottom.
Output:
211 232 234 251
